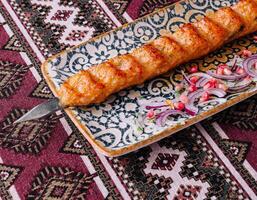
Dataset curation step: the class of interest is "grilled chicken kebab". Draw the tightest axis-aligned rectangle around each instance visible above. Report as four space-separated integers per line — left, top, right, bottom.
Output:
58 0 257 107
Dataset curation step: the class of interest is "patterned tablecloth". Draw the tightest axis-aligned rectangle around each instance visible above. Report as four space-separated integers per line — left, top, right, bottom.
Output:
0 0 256 199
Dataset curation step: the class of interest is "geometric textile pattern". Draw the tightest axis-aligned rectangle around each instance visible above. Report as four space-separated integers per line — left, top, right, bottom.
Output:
29 80 54 99
9 0 118 56
0 108 59 154
143 143 210 199
151 152 179 171
27 166 95 200
221 139 251 163
41 0 95 46
110 146 174 199
3 35 25 52
174 185 202 200
0 184 11 200
0 0 256 199
0 163 22 200
0 164 22 189
215 95 257 131
109 126 254 199
201 121 257 194
139 0 178 17
0 61 29 98
109 0 130 14
60 132 88 155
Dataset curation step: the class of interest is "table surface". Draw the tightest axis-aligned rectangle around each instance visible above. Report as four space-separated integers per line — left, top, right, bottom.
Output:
0 0 256 199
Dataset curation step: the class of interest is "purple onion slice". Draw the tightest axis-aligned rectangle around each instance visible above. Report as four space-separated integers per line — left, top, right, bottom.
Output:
242 54 257 77
156 109 186 126
207 70 247 80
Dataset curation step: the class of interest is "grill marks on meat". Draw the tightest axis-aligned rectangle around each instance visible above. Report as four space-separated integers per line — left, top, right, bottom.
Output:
232 0 257 36
58 0 257 107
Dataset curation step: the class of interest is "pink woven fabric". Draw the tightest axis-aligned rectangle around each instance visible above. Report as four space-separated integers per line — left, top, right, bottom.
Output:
0 0 256 199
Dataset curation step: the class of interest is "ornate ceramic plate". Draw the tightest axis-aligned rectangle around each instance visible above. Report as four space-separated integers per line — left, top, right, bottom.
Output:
42 0 257 157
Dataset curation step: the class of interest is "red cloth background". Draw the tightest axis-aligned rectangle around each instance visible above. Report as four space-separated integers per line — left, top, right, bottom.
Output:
0 0 256 199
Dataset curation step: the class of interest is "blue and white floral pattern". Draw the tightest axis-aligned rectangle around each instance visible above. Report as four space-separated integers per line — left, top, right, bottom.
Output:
45 0 255 151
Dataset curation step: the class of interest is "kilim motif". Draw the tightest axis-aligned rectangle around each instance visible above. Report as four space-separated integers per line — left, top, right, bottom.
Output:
174 185 202 200
0 0 256 199
0 164 22 189
8 0 119 56
139 0 174 17
221 139 251 163
60 132 88 155
0 163 22 200
29 80 54 99
0 20 31 99
202 120 257 195
214 95 257 131
58 117 123 199
0 61 29 99
109 0 130 14
151 153 179 171
0 108 60 154
109 126 255 199
3 35 24 52
27 166 95 200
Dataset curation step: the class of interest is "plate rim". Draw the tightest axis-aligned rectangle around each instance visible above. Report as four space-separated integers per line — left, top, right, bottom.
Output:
41 0 256 157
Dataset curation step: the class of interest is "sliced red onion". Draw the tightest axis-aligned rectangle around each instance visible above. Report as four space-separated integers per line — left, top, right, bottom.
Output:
185 108 196 116
159 106 171 112
231 55 239 72
227 81 253 93
187 72 213 88
181 70 193 85
228 80 252 91
187 89 203 98
196 78 210 88
207 70 247 80
185 88 226 115
182 72 212 85
145 104 168 110
187 72 212 79
198 98 226 107
186 89 204 115
227 88 251 94
207 88 226 97
156 109 186 126
242 54 257 77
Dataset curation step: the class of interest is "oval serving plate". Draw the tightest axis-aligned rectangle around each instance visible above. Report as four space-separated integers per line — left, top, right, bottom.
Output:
42 0 257 157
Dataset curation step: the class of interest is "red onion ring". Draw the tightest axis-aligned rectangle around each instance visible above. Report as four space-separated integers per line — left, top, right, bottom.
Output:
156 109 186 126
185 88 226 115
196 78 210 88
185 108 196 116
145 105 168 110
242 54 257 77
198 98 226 107
186 89 204 115
231 55 239 72
188 73 213 88
187 72 212 79
181 70 193 85
227 81 254 93
207 70 247 80
228 80 252 91
183 72 212 87
207 88 226 98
